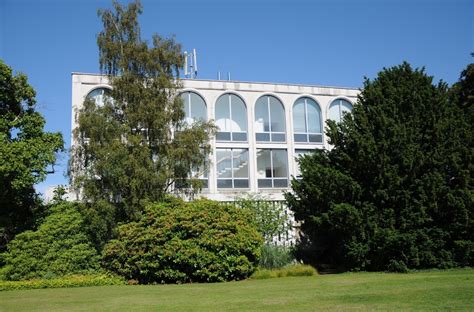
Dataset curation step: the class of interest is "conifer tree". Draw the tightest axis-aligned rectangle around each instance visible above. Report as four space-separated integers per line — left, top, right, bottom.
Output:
286 63 473 271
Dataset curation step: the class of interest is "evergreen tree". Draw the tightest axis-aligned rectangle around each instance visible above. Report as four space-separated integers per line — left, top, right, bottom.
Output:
0 60 64 251
286 62 473 271
70 0 215 237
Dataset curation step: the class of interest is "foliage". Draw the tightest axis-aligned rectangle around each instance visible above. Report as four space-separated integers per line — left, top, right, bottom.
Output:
70 0 215 242
236 194 292 244
286 62 474 272
251 264 317 279
0 274 124 291
102 197 263 284
259 244 295 269
0 202 101 281
0 59 64 251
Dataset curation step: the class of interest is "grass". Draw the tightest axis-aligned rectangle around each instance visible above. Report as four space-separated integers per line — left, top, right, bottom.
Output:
0 269 473 311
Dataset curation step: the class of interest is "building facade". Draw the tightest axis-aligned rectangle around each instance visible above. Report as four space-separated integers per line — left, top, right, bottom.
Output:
71 73 359 202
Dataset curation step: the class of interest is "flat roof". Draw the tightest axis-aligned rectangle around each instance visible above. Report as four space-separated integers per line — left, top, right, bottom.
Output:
71 72 360 91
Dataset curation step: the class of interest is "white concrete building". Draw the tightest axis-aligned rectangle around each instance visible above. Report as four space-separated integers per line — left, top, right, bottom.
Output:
71 73 359 202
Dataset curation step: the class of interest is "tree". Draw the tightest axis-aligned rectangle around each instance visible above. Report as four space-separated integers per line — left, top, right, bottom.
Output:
0 60 64 251
286 62 473 272
70 0 215 236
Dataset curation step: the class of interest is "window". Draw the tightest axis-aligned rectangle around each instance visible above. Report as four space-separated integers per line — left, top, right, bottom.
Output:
257 149 288 188
180 91 207 125
85 88 112 107
255 95 286 142
294 149 312 179
215 94 247 141
293 97 322 143
328 98 353 123
216 148 249 188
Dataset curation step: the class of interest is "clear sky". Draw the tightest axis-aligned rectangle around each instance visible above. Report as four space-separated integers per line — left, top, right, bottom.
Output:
0 0 472 196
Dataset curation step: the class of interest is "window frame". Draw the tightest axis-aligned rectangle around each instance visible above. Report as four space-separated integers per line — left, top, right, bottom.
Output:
180 91 207 125
254 95 286 143
216 148 250 189
256 148 289 189
328 98 353 123
215 93 248 142
292 97 323 144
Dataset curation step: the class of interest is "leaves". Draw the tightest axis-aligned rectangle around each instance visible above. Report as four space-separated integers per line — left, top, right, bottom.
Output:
286 62 474 271
0 59 64 251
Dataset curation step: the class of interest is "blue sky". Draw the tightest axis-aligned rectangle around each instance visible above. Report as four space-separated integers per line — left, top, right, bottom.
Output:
0 0 472 196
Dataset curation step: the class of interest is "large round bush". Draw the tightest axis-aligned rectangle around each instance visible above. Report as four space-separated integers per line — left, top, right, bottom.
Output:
102 198 263 284
0 202 100 281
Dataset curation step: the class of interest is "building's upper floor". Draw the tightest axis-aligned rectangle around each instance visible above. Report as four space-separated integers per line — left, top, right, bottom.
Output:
71 73 360 201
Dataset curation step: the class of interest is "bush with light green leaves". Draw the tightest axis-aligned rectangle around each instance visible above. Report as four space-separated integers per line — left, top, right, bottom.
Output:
102 197 263 284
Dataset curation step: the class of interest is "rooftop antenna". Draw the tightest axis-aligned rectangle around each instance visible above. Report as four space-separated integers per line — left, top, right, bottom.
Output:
184 49 198 79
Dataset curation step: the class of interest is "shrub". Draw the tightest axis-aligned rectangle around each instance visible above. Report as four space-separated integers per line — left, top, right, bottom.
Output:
251 264 317 279
0 202 100 281
0 274 124 291
102 197 263 284
259 244 295 269
236 194 292 244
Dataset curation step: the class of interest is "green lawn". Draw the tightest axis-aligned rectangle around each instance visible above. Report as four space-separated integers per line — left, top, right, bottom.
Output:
1 269 473 311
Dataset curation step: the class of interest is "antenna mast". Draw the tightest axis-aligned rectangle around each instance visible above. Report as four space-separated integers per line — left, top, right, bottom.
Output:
184 49 198 79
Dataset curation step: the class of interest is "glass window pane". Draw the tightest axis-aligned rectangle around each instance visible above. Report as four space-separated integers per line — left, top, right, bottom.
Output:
306 99 321 133
309 134 323 143
258 179 272 188
256 133 270 142
230 95 247 132
257 149 272 179
271 133 285 142
216 95 231 131
232 132 247 141
217 179 233 188
234 179 249 188
273 179 288 188
233 149 249 178
269 96 285 132
86 88 112 107
294 134 307 142
293 100 306 133
328 101 341 123
216 149 232 178
190 92 207 122
272 150 288 178
340 99 353 120
216 132 231 141
255 97 269 132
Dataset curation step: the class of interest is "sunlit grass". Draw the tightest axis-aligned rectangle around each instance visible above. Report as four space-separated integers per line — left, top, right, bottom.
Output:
0 269 473 311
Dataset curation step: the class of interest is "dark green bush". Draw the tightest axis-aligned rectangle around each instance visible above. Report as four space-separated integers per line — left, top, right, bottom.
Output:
0 202 100 281
259 244 295 269
0 274 124 291
102 197 263 284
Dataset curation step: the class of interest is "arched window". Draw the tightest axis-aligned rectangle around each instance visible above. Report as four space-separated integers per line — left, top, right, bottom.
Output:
215 93 247 142
292 97 323 143
85 88 112 107
180 91 207 125
328 98 353 123
255 95 286 142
